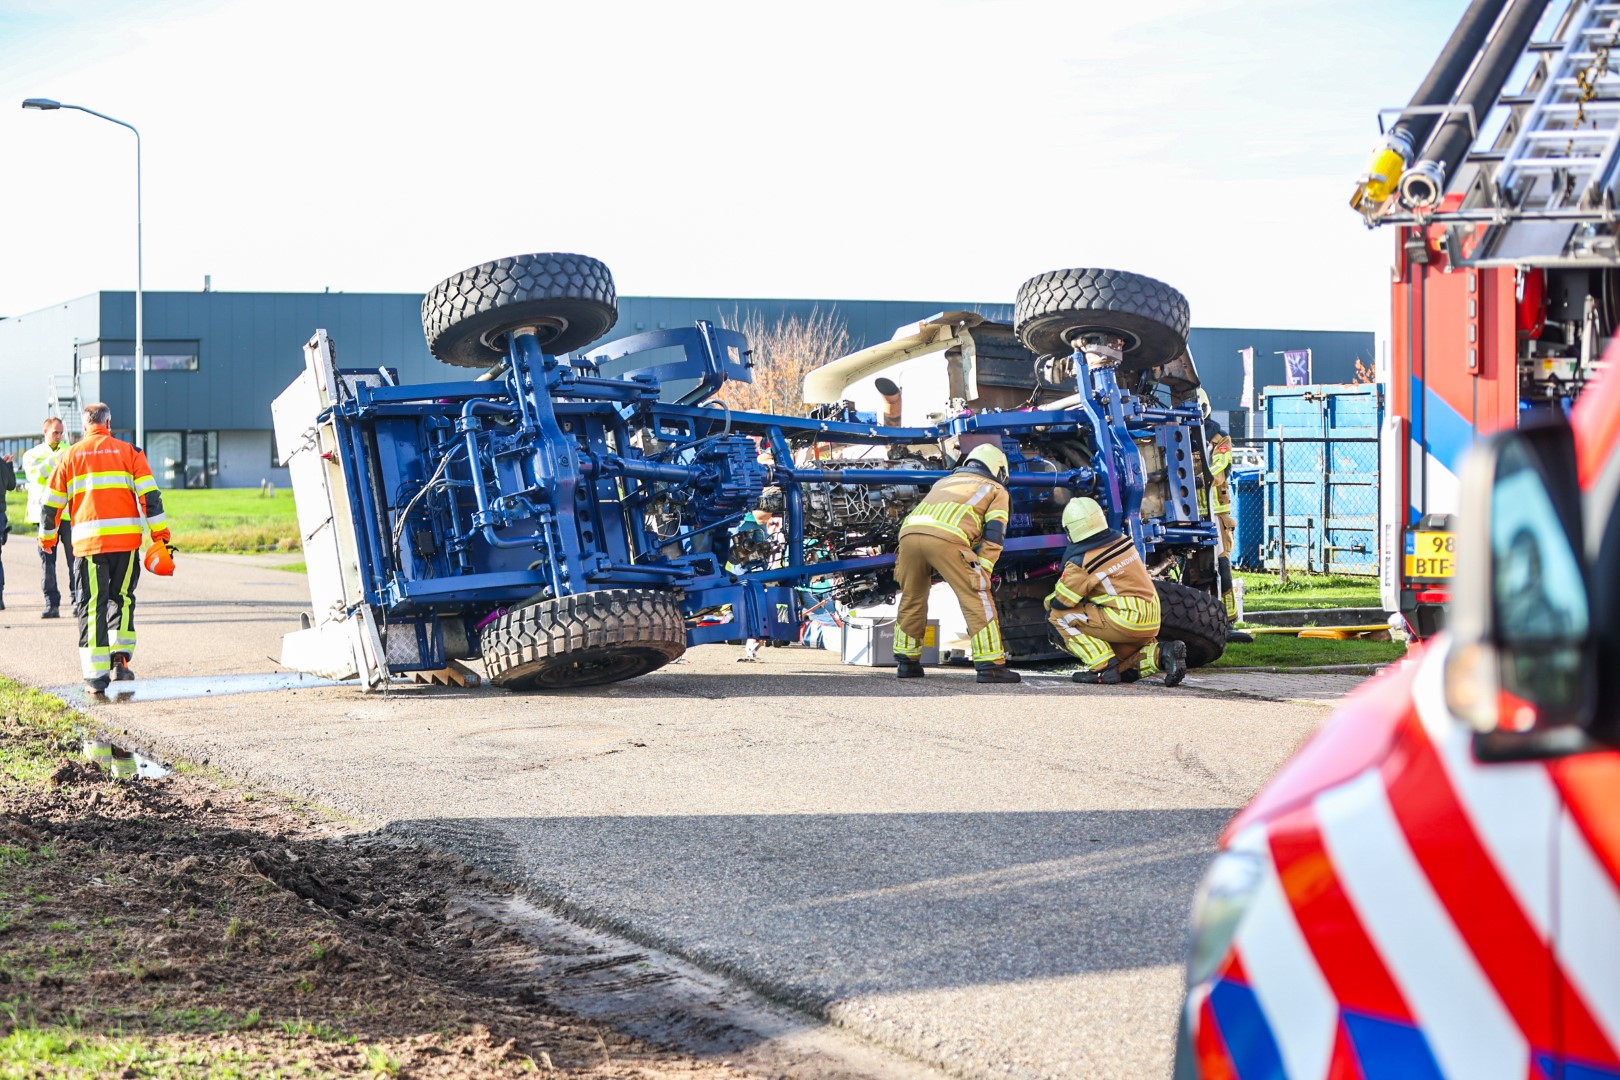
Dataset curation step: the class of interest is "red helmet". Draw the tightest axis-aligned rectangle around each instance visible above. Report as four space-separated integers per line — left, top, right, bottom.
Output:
143 540 175 576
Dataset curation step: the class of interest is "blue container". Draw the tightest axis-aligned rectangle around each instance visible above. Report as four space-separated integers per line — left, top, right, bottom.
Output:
1262 383 1382 576
1231 466 1264 570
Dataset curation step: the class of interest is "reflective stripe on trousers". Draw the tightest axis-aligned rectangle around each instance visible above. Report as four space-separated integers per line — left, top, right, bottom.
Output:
77 550 140 679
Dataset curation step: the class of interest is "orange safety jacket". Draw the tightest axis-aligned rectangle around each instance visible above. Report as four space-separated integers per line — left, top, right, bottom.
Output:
39 425 169 556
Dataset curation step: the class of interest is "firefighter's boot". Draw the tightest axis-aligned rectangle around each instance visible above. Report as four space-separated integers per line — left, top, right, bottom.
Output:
84 675 110 696
896 658 925 679
975 661 1021 684
1073 660 1121 685
111 653 135 682
1159 639 1188 687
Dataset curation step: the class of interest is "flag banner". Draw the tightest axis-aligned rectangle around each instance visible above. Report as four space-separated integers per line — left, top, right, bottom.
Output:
1240 347 1255 411
1284 348 1311 386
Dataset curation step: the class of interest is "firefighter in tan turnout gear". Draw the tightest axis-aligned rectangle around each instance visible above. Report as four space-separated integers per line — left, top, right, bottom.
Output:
893 444 1019 684
1045 497 1187 686
1197 388 1242 630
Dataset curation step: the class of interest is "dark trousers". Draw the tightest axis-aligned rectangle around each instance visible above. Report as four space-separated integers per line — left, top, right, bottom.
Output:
75 548 140 680
41 519 83 613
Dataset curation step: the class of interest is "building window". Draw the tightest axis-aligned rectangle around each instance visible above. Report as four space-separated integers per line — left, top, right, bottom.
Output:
76 339 200 373
81 353 199 372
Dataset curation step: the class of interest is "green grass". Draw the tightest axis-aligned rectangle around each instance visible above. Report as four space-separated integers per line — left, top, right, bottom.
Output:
0 1022 295 1078
1211 634 1405 669
3 486 299 554
274 561 308 574
1238 571 1380 612
0 679 83 792
161 489 300 553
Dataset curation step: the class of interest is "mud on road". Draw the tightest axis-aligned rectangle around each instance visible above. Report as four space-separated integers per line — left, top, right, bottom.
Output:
0 712 758 1078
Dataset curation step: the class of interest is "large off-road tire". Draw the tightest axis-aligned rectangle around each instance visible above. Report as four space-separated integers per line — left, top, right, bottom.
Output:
479 589 686 690
1155 580 1227 669
1014 268 1189 369
422 252 618 367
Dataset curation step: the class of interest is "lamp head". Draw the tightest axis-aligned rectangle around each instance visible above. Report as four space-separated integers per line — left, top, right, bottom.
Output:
22 98 61 110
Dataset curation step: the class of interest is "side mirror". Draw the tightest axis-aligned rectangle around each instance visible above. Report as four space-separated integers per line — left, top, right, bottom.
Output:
1444 416 1599 758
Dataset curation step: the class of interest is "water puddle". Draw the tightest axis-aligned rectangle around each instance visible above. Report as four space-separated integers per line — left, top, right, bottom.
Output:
56 671 344 704
81 737 170 779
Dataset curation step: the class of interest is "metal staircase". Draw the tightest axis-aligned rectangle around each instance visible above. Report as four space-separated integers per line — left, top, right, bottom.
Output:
47 374 81 437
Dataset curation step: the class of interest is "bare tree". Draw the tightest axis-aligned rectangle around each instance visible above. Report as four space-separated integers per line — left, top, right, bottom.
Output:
719 307 852 416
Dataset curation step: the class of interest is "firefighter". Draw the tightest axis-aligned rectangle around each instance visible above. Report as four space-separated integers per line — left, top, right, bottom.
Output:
38 403 170 695
23 417 76 619
893 443 1018 684
1045 497 1187 686
1197 389 1241 627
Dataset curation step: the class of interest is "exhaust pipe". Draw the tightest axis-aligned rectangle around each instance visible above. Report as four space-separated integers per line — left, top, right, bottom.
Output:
1352 0 1511 211
1399 0 1550 211
875 376 902 426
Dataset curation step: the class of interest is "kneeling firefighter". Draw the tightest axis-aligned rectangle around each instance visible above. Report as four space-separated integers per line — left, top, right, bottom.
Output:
1045 497 1187 686
893 443 1019 684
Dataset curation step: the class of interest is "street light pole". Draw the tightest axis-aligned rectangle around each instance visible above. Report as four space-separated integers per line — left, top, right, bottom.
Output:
22 98 144 449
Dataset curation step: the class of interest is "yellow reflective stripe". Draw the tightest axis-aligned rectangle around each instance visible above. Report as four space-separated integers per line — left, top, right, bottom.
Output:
983 508 1009 523
1210 447 1231 473
133 475 158 495
1054 581 1082 603
1057 627 1113 668
969 622 1004 662
977 556 994 571
1137 642 1162 676
894 627 922 659
903 513 973 545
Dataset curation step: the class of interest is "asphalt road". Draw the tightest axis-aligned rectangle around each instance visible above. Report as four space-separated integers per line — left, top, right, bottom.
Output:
0 545 1337 1079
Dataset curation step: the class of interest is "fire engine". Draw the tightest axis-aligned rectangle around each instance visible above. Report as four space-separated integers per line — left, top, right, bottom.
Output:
1352 0 1615 639
1176 2 1620 1076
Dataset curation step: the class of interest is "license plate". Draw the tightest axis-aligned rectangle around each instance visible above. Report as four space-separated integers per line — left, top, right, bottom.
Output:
1405 530 1455 579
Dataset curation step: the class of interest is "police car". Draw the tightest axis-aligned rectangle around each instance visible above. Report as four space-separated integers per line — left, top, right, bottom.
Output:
1175 351 1620 1078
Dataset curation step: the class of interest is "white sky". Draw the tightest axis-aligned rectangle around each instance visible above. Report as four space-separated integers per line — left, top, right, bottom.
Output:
0 0 1464 339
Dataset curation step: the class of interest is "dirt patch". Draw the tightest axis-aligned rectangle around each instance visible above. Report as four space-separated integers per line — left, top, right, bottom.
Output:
0 729 753 1077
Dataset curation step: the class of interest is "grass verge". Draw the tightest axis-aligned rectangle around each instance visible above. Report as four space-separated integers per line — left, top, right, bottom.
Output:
6 487 299 555
1238 570 1381 612
0 674 745 1079
1211 634 1405 669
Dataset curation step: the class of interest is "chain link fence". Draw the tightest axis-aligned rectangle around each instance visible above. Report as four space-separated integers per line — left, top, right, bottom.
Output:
1229 434 1380 577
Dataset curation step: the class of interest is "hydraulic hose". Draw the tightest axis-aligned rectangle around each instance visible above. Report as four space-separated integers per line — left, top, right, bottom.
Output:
1400 0 1551 211
1352 0 1510 210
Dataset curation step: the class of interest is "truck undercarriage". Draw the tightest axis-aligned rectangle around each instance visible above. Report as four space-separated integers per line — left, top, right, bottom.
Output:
273 253 1229 690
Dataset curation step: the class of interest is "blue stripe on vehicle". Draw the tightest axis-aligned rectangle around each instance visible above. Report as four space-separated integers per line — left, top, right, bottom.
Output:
1208 978 1286 1079
1412 375 1474 478
1558 1056 1620 1080
1342 1010 1445 1080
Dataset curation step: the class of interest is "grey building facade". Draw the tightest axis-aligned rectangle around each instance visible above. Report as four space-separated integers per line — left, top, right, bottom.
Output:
0 289 1373 487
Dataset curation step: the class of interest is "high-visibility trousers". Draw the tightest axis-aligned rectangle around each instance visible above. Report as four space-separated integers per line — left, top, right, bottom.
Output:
76 549 140 680
894 532 1004 664
1047 600 1162 674
1216 511 1235 557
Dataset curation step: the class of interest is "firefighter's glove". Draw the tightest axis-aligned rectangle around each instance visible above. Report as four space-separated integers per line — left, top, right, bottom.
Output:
151 528 172 545
39 538 56 554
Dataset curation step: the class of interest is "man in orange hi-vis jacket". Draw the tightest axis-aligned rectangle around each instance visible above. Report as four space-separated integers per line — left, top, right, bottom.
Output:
38 403 170 695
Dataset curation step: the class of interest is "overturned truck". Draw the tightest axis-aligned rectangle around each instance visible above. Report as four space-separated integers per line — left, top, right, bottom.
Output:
272 253 1230 690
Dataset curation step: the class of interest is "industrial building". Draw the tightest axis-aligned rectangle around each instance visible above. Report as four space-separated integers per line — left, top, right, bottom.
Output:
0 289 1373 488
